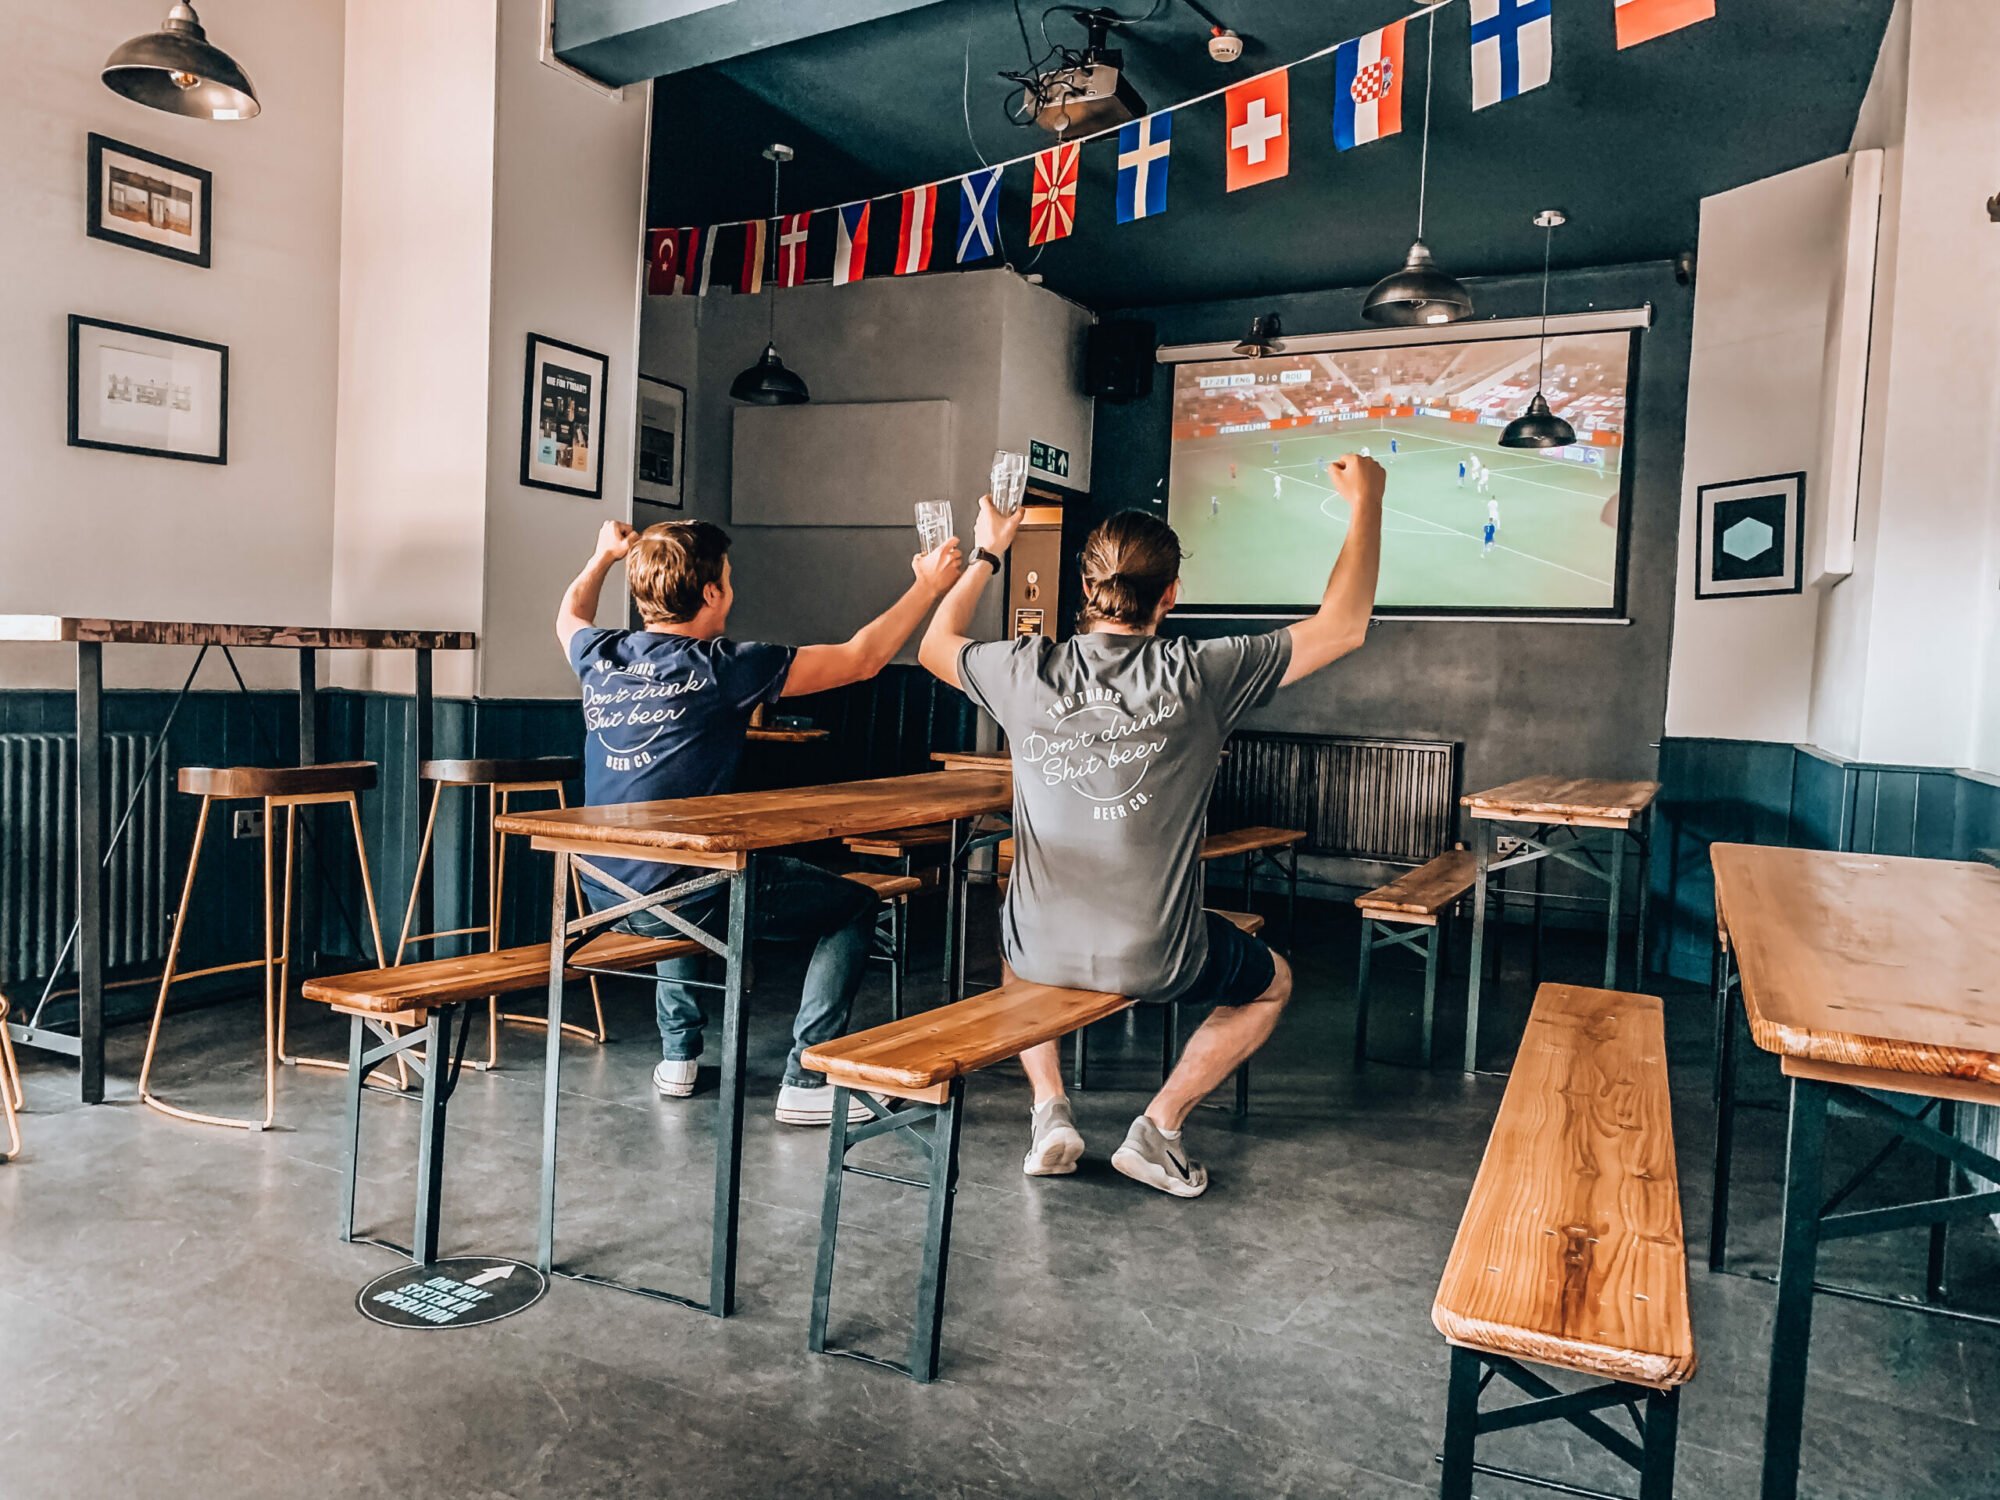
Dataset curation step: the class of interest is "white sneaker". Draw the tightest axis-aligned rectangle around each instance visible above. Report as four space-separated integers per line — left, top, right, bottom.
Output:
652 1058 698 1098
775 1083 875 1126
1023 1097 1086 1177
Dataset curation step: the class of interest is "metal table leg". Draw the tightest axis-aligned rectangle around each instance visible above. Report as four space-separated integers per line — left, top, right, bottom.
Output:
75 642 105 1104
298 648 320 976
1603 825 1623 989
536 853 571 1274
941 817 962 983
1760 1076 1830 1500
1635 808 1654 982
412 647 435 950
1708 938 1737 1271
710 859 756 1317
1463 820 1490 1075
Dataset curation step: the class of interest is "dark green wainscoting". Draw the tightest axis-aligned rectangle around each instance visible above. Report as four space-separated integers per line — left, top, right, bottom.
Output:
1653 736 2000 985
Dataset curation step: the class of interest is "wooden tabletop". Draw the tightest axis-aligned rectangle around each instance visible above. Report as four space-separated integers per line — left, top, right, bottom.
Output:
930 749 1010 770
746 726 831 744
1712 843 2000 1095
495 769 1013 858
1432 984 1694 1390
1462 776 1660 827
0 616 476 650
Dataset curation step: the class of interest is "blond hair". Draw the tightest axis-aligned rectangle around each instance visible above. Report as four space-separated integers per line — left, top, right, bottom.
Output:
627 520 731 624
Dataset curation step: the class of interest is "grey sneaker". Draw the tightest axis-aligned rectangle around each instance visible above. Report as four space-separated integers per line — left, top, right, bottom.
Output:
1111 1115 1209 1199
1023 1097 1086 1177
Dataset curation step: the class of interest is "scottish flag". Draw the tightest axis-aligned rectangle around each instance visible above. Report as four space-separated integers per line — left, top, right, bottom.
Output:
1469 0 1553 111
957 166 1001 263
1115 113 1172 223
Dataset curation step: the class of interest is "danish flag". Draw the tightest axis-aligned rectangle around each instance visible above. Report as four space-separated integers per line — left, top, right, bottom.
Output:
1225 71 1290 191
896 185 935 275
1029 142 1079 247
777 211 811 288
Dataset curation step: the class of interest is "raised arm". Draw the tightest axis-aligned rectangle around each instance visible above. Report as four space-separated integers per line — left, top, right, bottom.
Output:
1280 454 1385 686
919 495 1023 688
556 519 636 652
781 540 965 697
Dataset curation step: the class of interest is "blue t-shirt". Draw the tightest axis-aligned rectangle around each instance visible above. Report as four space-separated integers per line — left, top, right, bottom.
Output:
566 628 796 895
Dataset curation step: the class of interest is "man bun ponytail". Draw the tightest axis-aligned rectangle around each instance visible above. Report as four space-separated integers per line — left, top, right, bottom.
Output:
1078 512 1186 630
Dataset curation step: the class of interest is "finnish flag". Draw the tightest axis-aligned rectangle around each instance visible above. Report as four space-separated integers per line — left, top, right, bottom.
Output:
1115 113 1171 223
1469 0 1553 111
957 166 1002 264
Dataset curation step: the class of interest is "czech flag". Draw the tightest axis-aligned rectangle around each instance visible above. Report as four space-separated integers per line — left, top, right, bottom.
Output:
833 201 869 286
1614 0 1714 48
1333 21 1406 151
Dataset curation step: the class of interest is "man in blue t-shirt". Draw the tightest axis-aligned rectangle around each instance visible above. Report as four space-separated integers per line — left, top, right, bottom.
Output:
556 518 963 1125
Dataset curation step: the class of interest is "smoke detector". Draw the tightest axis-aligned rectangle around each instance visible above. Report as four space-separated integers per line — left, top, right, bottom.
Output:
1207 26 1243 62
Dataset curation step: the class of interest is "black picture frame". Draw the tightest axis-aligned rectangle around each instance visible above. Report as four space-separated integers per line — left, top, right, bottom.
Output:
67 314 229 465
520 333 608 499
85 133 212 269
1694 471 1806 600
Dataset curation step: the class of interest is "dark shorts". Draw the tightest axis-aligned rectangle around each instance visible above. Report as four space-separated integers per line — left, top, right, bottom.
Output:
1163 910 1278 1009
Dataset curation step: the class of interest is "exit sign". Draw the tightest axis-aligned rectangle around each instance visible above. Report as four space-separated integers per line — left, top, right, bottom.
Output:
1028 439 1071 479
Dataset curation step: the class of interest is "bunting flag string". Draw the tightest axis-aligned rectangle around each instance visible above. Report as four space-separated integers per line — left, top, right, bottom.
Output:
643 0 1717 294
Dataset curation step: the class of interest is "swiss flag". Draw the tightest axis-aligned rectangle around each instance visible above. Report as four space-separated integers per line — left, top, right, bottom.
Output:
1225 71 1290 192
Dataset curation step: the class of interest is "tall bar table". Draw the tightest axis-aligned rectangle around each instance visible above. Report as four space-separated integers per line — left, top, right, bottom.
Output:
0 616 476 1102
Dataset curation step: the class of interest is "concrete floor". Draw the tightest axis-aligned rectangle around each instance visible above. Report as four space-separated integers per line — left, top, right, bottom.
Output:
4 897 1998 1499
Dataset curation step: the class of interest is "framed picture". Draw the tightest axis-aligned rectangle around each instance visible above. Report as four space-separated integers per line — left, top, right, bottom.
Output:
67 315 228 464
633 374 686 510
86 133 211 268
1695 471 1805 599
521 333 607 498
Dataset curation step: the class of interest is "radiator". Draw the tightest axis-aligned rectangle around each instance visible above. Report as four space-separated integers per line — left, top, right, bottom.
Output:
1211 732 1460 865
0 733 169 986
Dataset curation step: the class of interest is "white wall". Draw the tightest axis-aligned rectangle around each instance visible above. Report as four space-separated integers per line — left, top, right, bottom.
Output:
1663 155 1850 742
0 0 346 691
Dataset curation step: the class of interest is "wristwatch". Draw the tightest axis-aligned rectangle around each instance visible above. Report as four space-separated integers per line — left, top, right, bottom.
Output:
967 546 1003 573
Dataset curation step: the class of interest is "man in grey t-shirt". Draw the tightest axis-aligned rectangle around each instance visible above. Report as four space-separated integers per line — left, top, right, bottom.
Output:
920 455 1385 1197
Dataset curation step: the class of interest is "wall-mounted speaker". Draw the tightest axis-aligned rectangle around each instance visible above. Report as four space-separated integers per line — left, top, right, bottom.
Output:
1085 318 1156 404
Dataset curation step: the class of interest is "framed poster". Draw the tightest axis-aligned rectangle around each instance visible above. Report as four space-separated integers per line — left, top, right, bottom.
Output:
86 133 211 268
521 333 607 498
67 315 228 464
1695 472 1805 599
633 374 685 509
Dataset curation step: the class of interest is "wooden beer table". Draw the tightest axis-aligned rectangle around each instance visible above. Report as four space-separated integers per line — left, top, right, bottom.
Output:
494 768 1013 1317
1707 843 2000 1500
1459 776 1659 1074
0 616 475 1102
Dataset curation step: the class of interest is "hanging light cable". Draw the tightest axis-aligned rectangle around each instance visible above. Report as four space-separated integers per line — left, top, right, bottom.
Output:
1499 209 1578 449
1362 12 1471 327
730 143 811 406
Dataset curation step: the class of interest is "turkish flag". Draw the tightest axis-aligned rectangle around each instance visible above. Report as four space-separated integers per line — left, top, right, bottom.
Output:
1225 71 1290 192
646 227 685 295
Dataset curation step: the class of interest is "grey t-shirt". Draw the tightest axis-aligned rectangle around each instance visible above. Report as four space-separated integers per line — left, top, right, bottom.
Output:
957 628 1293 1000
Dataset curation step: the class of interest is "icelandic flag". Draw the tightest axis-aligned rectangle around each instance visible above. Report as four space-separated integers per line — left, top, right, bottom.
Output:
833 201 870 286
896 184 935 275
1333 20 1406 150
1469 0 1553 111
1614 0 1714 48
958 167 1001 263
1114 113 1171 223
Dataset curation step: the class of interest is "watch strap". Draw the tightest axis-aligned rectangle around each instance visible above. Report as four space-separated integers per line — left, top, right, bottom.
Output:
968 546 1002 572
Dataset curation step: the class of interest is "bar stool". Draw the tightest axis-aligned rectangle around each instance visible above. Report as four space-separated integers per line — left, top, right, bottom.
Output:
396 757 602 1069
139 761 386 1131
0 994 23 1161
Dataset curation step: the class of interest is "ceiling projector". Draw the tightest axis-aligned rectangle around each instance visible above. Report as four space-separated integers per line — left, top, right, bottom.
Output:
1022 9 1147 134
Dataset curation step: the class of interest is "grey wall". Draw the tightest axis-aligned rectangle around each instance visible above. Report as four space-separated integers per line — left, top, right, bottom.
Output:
1089 261 1693 820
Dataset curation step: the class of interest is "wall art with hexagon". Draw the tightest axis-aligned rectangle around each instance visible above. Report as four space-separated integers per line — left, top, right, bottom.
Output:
1695 471 1804 599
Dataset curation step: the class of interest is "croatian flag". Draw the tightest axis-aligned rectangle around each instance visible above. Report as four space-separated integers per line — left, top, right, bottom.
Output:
833 201 870 286
958 167 1001 262
776 211 810 288
1115 113 1171 223
1614 0 1714 48
1469 0 1553 111
896 184 935 275
1333 20 1406 151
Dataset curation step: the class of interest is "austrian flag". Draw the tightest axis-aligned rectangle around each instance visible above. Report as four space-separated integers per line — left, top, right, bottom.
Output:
1614 0 1714 48
1029 142 1079 246
1333 21 1406 151
896 184 935 275
1225 71 1289 191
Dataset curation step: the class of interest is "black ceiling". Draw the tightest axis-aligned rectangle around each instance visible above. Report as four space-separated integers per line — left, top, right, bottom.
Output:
647 0 1894 311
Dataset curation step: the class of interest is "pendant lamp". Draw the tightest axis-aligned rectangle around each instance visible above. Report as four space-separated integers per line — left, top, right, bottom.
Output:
1233 313 1284 358
1363 14 1470 326
102 4 260 121
1498 210 1578 450
730 144 810 406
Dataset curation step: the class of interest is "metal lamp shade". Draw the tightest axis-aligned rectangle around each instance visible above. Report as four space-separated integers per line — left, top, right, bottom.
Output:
1362 241 1473 327
1232 313 1285 358
103 4 260 120
729 344 810 405
1498 391 1577 449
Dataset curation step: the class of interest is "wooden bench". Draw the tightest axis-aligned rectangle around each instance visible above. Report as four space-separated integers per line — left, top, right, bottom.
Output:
844 870 923 1019
800 979 1132 1383
1432 982 1694 1500
1352 849 1476 1069
299 931 699 1265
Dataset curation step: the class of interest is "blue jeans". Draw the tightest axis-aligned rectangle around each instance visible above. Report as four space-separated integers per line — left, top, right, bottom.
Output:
598 856 876 1089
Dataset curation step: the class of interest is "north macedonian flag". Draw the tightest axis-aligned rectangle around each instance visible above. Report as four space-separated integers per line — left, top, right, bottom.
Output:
1029 142 1079 246
1614 0 1715 48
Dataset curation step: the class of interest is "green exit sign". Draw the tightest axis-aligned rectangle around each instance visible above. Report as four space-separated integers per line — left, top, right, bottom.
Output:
1028 439 1071 479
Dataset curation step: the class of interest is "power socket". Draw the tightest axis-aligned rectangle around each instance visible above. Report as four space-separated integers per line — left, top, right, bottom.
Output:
1493 834 1525 857
232 808 265 841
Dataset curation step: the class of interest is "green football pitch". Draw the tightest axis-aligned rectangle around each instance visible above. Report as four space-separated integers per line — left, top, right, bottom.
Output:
1170 414 1623 611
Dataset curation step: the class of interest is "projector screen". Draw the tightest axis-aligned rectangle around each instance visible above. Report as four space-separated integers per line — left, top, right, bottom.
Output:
1166 330 1635 617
